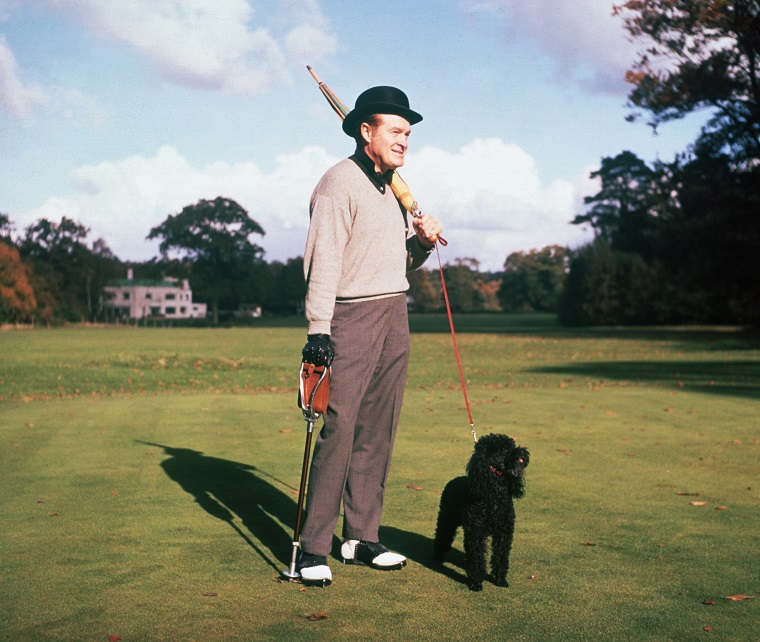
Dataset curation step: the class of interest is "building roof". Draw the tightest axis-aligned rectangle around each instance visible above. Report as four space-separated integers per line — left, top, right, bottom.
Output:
106 279 180 288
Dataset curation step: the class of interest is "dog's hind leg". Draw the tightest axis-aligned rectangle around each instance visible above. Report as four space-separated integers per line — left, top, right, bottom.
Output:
432 504 458 561
433 479 465 561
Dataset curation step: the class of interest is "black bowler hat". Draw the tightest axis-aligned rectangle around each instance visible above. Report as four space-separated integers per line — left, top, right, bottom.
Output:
341 85 423 136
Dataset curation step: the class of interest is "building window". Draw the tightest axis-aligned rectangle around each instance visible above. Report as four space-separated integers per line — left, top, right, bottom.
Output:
123 292 130 300
166 293 176 300
166 307 176 314
146 292 152 299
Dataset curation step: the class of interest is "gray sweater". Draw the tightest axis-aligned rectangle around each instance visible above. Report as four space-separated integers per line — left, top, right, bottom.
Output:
304 157 432 335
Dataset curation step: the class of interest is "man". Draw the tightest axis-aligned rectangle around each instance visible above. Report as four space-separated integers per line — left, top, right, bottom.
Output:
297 85 442 586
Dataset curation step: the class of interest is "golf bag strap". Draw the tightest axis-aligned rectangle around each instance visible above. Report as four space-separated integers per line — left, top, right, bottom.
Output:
299 362 330 415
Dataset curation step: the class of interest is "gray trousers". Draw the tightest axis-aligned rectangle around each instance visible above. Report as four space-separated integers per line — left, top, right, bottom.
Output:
300 294 410 557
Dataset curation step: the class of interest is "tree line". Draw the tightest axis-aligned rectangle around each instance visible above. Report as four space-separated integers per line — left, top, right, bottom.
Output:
2 1 758 327
0 201 558 325
558 0 760 326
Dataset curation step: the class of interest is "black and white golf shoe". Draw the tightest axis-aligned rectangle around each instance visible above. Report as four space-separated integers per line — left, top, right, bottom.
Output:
341 540 407 570
296 552 332 587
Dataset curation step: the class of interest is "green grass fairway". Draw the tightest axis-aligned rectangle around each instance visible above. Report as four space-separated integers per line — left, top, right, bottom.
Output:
1 317 758 641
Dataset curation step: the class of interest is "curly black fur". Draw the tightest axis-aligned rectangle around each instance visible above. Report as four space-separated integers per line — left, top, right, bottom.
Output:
433 433 529 591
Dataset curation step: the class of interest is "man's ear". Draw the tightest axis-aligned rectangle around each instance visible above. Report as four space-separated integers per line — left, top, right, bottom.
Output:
359 121 373 145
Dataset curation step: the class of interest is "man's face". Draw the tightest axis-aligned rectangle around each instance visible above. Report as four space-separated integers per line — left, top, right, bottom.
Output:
361 114 411 173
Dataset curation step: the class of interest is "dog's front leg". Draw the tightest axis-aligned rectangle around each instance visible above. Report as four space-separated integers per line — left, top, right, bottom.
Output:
490 526 513 587
463 527 486 591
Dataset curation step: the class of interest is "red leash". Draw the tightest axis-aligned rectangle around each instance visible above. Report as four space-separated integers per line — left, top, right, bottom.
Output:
435 244 477 443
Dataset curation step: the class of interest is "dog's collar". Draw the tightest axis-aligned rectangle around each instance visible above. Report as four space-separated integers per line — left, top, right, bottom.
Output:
489 465 503 476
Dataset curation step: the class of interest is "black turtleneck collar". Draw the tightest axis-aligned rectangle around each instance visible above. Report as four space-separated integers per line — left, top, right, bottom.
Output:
350 147 394 194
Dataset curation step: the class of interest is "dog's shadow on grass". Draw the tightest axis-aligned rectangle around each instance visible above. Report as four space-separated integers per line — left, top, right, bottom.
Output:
379 525 469 586
136 441 296 572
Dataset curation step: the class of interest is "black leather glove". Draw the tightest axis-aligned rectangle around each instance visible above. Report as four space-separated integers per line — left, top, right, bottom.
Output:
302 333 335 367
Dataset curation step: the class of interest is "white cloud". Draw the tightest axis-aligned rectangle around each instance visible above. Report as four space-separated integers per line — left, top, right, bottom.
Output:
47 0 337 95
0 34 107 122
461 0 638 94
17 145 338 262
406 138 593 269
16 139 594 271
0 35 45 118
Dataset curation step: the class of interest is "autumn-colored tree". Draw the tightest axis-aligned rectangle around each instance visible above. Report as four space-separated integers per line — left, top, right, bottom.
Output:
615 0 760 163
0 241 37 323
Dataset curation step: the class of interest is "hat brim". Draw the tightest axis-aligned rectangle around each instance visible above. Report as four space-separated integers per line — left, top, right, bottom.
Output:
342 103 423 136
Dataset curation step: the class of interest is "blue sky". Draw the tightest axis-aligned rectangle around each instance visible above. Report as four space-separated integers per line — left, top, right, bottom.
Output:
0 0 707 271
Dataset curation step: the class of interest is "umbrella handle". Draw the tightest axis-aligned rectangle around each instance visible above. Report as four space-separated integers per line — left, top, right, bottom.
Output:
390 173 448 246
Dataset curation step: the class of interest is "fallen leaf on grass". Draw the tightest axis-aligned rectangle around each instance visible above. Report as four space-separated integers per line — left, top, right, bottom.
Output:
582 541 597 547
703 599 715 605
279 429 293 433
109 636 122 642
715 506 728 511
725 595 755 601
307 613 329 621
703 626 712 632
556 449 572 455
406 485 423 491
690 501 709 506
201 591 218 597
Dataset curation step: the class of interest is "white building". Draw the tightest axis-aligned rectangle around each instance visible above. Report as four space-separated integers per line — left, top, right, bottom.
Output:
102 269 207 321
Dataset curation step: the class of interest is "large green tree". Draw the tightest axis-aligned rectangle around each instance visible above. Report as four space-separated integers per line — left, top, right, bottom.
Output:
148 197 265 323
406 268 441 312
571 151 676 259
442 258 484 313
19 217 101 322
499 245 570 313
615 0 760 163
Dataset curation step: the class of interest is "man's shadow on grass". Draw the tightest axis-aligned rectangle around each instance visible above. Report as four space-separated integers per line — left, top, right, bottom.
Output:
137 441 297 572
136 440 469 584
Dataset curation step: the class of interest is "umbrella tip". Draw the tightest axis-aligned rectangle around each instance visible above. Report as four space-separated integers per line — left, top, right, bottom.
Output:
306 65 312 71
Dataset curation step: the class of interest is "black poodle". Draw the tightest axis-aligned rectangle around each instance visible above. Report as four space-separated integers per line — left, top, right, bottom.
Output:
433 433 530 591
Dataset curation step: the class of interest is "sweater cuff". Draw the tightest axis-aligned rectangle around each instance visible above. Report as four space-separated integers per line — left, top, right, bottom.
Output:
308 320 332 335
